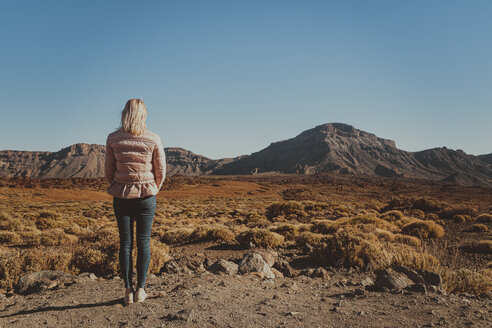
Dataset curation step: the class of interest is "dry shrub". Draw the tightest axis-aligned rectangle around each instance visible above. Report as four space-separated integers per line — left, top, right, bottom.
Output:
402 220 445 239
244 212 271 227
0 246 74 290
311 220 338 234
426 213 439 221
236 228 284 248
411 197 444 212
442 269 492 296
381 197 412 212
160 228 193 244
40 229 78 246
19 230 42 246
439 206 478 220
71 216 94 228
36 216 69 230
64 223 84 235
471 223 488 232
461 240 492 254
149 239 171 273
72 228 119 276
294 231 328 247
410 209 425 219
476 214 492 223
303 201 331 212
0 247 22 290
0 212 22 231
453 215 467 223
435 219 445 226
82 207 107 219
189 225 236 243
265 201 307 220
393 234 421 247
310 230 391 270
390 244 440 272
368 227 395 241
337 214 400 233
381 210 405 221
39 210 60 219
22 247 73 274
0 231 21 244
282 188 319 201
270 224 300 240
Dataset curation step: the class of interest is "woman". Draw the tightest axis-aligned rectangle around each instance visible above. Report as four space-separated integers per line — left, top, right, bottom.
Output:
104 99 166 304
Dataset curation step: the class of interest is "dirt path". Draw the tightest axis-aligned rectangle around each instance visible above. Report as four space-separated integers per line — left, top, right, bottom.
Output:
1 271 491 328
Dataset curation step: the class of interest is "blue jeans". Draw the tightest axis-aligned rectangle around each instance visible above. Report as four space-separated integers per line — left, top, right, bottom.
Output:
113 195 156 289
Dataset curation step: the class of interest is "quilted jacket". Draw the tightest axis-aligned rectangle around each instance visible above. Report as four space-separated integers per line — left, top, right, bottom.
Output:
105 129 166 199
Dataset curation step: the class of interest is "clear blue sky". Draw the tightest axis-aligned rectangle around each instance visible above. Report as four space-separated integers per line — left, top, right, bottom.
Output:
1 0 491 159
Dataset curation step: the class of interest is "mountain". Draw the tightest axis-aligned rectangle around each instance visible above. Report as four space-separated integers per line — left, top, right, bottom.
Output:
164 147 236 176
0 144 230 179
213 123 492 186
478 153 492 166
1 123 491 186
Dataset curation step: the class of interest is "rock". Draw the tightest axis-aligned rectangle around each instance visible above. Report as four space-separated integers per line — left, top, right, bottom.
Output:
209 259 238 276
165 309 194 322
273 259 295 277
373 268 413 291
238 253 275 279
162 260 186 274
311 267 330 280
419 270 442 287
194 262 206 274
256 250 278 267
404 283 427 294
394 266 425 284
360 277 374 287
203 258 213 270
270 267 284 279
15 270 76 295
78 272 97 280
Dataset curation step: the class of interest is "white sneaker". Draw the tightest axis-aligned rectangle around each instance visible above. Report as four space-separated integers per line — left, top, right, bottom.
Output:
124 288 134 305
135 288 147 303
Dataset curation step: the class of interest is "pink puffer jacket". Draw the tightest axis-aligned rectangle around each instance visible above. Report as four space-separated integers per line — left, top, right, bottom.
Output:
105 129 166 199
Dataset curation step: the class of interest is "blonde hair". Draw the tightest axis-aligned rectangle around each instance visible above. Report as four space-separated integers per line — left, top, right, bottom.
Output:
120 99 148 136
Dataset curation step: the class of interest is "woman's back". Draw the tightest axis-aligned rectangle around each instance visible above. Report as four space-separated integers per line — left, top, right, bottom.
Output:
105 129 166 199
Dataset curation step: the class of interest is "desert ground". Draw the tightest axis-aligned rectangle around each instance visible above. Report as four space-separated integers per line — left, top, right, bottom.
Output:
0 174 491 327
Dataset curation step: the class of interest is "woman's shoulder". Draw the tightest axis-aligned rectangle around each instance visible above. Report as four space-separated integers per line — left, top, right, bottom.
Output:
143 129 163 144
106 129 127 142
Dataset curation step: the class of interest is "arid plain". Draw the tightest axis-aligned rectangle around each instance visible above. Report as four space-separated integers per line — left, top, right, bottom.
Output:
0 174 491 327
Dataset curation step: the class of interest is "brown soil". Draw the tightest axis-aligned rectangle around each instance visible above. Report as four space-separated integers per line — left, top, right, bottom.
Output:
1 271 491 328
1 175 492 327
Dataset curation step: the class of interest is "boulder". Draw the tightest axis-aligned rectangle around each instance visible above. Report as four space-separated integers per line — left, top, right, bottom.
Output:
162 260 190 274
394 266 425 284
256 250 278 267
270 267 284 279
419 270 442 287
238 252 275 279
273 259 295 277
209 259 238 276
404 283 427 294
373 268 413 291
78 272 97 280
15 270 76 295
